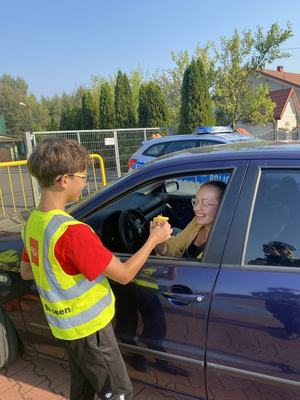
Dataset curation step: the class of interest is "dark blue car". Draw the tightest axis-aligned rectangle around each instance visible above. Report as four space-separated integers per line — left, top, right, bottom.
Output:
1 140 300 399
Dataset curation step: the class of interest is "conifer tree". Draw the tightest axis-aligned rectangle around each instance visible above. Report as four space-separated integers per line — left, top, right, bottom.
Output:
178 65 190 133
99 82 115 129
138 82 169 127
179 59 214 133
60 105 81 130
114 70 136 128
81 91 96 129
138 84 148 127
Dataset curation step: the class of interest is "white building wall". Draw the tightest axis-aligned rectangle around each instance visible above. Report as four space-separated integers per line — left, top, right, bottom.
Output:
278 101 298 130
251 75 300 99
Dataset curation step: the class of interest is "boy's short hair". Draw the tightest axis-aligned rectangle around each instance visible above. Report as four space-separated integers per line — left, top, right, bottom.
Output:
28 138 90 188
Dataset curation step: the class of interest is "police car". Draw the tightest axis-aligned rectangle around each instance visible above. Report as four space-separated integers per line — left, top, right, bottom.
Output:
128 126 257 171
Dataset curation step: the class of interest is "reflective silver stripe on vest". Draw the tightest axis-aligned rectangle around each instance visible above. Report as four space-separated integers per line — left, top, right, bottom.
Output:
41 214 105 301
45 288 112 329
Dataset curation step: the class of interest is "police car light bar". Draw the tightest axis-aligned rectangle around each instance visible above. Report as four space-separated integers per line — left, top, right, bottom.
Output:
195 126 233 134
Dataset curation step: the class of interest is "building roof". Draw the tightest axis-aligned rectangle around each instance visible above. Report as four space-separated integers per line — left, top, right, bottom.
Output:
259 66 300 88
235 127 253 137
269 87 300 119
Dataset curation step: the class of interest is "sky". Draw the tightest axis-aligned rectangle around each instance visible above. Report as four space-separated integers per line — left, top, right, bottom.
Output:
1 0 300 99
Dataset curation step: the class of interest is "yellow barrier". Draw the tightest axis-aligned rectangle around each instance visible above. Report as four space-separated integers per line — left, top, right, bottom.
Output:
0 154 106 217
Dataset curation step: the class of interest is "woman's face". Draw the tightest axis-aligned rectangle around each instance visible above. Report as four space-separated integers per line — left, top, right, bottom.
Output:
192 185 221 226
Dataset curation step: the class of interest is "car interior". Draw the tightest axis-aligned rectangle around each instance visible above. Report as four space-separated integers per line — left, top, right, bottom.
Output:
85 172 231 255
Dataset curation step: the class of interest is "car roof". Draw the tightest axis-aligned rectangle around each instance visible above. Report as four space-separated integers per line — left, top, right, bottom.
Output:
142 133 250 146
147 140 300 165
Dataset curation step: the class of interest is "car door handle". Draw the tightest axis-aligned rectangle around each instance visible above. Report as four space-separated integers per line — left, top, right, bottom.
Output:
162 291 204 303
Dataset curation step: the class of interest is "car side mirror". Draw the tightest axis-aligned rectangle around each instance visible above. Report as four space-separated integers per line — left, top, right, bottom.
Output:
164 181 179 193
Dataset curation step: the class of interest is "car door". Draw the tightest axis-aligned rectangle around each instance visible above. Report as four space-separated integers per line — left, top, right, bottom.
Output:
18 274 68 359
206 160 300 400
111 161 247 399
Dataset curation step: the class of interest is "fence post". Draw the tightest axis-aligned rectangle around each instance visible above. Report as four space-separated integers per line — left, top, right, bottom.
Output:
143 129 147 141
114 130 121 178
77 131 81 144
23 131 40 207
24 131 33 156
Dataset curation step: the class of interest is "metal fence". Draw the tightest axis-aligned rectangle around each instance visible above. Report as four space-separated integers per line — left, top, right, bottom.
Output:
254 128 300 141
0 154 106 217
29 128 163 181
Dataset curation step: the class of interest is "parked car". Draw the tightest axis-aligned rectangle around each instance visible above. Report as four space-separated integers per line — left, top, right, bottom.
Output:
128 126 257 171
2 140 300 400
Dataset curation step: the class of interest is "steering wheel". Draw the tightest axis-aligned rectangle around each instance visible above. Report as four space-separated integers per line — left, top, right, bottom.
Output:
118 209 148 252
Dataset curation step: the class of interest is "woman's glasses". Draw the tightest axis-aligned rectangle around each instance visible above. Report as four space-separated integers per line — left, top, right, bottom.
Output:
191 199 218 209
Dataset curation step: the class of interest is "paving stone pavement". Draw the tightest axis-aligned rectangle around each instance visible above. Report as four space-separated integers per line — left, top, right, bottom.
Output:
0 354 159 400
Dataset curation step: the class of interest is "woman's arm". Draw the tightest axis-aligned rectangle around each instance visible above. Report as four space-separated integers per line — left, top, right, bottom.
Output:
155 218 200 258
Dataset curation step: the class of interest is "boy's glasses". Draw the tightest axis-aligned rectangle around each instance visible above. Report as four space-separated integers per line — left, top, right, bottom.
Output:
69 173 89 183
56 174 89 183
191 199 218 209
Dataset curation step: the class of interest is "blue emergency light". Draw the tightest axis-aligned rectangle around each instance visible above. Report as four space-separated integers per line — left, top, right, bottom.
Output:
195 126 233 134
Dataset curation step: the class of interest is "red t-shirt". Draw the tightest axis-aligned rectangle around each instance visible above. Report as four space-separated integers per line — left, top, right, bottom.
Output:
22 224 113 281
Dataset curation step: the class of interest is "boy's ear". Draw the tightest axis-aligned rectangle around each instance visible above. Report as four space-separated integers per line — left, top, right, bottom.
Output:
56 174 69 188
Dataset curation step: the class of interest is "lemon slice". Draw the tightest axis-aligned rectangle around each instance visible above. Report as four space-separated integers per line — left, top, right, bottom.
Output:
153 215 169 222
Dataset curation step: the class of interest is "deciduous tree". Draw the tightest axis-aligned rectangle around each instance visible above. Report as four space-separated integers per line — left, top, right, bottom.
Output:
214 22 293 127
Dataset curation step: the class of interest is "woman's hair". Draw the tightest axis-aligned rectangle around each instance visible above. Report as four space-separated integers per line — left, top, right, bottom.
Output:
199 180 227 200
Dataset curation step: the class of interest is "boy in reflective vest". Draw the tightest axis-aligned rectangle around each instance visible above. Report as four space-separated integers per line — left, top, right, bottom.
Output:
20 138 172 400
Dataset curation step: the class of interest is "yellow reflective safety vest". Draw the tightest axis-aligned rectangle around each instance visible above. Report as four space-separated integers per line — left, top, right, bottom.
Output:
134 267 159 290
21 209 115 340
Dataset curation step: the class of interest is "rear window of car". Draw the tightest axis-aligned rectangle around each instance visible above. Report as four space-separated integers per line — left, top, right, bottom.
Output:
163 140 200 154
143 143 166 157
199 139 223 146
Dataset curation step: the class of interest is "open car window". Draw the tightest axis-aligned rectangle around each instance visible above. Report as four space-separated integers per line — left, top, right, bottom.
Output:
85 170 232 259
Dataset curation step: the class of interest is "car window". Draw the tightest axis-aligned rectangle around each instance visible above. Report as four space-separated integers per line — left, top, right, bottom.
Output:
163 140 199 154
245 169 300 267
87 170 232 261
143 143 166 157
199 139 222 146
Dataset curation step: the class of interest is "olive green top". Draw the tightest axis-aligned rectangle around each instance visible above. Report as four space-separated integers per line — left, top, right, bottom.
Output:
164 217 203 259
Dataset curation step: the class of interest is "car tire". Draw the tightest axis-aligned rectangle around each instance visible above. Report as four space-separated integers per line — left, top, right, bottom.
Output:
0 306 20 368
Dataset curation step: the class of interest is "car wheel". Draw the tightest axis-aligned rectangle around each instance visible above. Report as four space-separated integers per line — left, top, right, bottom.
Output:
0 306 20 368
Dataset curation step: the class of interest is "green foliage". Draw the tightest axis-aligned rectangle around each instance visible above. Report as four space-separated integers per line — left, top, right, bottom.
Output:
114 70 136 128
138 84 148 127
214 22 293 126
138 82 169 127
179 59 214 133
157 44 217 129
0 22 293 135
0 75 29 136
0 115 6 134
81 91 97 129
243 84 276 124
60 105 81 130
99 82 115 129
129 68 144 121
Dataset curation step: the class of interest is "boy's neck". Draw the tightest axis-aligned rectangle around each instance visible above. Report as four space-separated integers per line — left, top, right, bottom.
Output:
37 190 66 212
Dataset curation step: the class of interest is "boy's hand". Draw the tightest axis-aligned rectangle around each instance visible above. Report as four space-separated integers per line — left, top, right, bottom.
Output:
149 220 172 244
